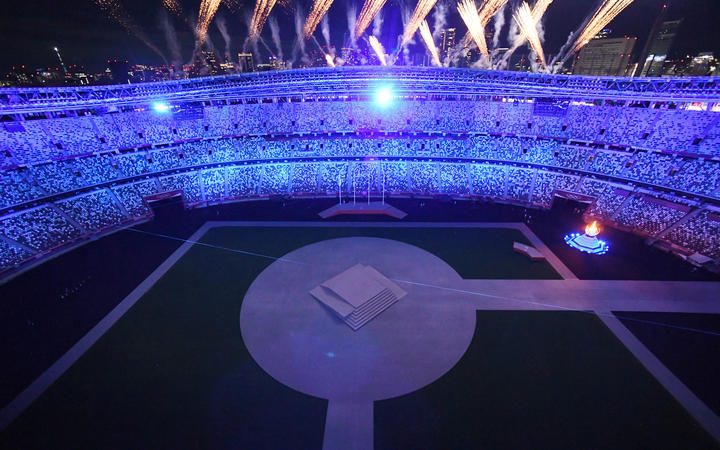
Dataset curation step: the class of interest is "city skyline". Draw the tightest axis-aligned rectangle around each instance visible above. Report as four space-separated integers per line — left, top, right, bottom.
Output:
1 0 718 78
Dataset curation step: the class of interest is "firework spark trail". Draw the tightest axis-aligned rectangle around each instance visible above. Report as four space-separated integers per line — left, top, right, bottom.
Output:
458 0 508 49
223 0 242 14
496 0 553 69
479 0 508 25
162 0 183 17
511 0 554 47
303 0 336 39
457 0 488 58
400 0 439 46
530 0 554 22
368 35 388 65
419 20 442 66
249 0 279 41
93 0 168 63
354 0 389 39
513 2 545 66
196 0 223 46
572 0 634 53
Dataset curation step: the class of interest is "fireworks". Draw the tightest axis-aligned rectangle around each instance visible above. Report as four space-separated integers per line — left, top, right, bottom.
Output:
419 21 442 67
196 0 223 45
92 0 167 63
368 36 388 65
93 0 139 34
325 53 336 67
249 0 279 41
303 0 336 39
478 0 508 26
162 0 183 16
573 0 635 52
355 0 388 39
401 0 439 46
458 0 508 50
222 0 242 14
530 0 554 22
513 2 545 66
457 0 488 58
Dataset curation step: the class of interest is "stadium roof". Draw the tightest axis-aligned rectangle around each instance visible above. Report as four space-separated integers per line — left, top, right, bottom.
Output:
1 66 719 115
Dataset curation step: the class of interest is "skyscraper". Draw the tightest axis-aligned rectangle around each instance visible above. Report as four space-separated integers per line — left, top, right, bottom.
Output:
439 28 456 62
638 19 683 77
203 50 222 75
635 1 669 76
107 59 131 84
238 53 255 73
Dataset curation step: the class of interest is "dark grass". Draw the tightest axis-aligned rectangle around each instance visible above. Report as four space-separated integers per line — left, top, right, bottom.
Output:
0 227 326 450
0 225 185 407
2 198 716 410
374 310 720 450
204 225 562 280
0 225 558 449
615 312 720 417
1 199 717 449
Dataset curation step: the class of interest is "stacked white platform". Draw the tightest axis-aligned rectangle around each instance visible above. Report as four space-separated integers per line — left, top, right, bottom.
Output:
310 264 407 330
512 242 545 261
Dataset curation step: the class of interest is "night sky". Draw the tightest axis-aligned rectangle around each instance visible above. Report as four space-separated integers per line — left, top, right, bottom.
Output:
1 0 718 72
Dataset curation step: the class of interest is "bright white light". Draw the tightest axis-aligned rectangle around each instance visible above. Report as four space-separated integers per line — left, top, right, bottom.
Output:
152 102 170 113
375 86 393 107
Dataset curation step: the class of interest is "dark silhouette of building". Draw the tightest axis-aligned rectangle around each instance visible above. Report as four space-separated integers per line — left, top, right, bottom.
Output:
639 18 683 77
107 59 131 84
238 53 255 72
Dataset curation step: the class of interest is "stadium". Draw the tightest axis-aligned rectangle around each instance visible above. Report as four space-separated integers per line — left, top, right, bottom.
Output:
1 66 720 449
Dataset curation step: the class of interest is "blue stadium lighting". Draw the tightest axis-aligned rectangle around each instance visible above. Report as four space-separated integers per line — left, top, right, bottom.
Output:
152 102 170 113
375 86 393 107
564 233 610 255
564 221 609 255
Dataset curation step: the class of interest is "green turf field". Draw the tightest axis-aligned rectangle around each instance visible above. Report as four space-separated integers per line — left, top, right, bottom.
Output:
375 310 719 450
1 225 714 450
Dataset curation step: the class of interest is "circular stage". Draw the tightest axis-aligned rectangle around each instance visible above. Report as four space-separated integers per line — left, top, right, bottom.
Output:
240 237 476 402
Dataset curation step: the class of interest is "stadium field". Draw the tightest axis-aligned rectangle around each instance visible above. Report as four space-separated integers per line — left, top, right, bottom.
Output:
375 310 718 450
0 224 717 450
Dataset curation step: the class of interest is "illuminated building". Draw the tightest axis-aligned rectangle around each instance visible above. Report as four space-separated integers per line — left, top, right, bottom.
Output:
573 31 637 77
238 53 255 72
439 28 456 62
638 19 683 77
268 56 286 70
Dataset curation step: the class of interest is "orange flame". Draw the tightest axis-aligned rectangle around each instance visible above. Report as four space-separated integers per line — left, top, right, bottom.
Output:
585 221 600 236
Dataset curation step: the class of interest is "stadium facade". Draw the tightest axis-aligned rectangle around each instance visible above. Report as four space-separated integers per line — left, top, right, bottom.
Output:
1 66 720 277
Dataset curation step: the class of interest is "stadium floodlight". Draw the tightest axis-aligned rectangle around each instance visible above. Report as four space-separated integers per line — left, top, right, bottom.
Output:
152 102 170 113
375 86 394 108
